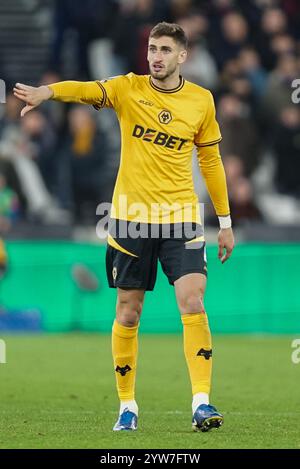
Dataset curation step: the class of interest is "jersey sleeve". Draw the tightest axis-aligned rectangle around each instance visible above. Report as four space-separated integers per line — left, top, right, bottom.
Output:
197 144 230 216
93 74 133 111
48 74 133 111
194 91 222 147
49 81 105 106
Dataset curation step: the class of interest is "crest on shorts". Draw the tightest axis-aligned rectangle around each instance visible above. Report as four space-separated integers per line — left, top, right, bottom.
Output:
158 109 172 124
112 267 117 280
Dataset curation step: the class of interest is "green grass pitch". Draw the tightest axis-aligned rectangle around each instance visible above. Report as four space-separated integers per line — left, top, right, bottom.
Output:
0 334 299 449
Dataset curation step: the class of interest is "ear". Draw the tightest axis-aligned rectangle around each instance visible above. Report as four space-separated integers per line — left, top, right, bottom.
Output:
178 49 187 65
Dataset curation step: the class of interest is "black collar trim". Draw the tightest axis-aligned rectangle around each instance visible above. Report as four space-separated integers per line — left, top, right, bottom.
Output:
149 75 185 93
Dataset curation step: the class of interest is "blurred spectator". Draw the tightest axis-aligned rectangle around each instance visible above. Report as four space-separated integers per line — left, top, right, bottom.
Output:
239 47 268 98
0 172 19 233
223 155 262 225
254 7 289 70
57 106 109 222
21 110 58 194
218 57 241 90
178 13 218 89
261 54 299 128
112 0 172 73
0 157 26 214
171 0 194 19
50 0 118 79
0 93 23 136
218 94 261 175
0 125 67 224
281 0 300 38
227 75 256 112
210 12 249 70
270 33 296 57
272 106 300 197
39 71 66 133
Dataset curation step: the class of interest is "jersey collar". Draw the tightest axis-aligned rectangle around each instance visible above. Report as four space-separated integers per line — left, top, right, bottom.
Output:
149 75 185 93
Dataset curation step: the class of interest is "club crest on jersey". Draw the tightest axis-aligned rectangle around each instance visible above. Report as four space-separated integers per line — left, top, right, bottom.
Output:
158 109 172 124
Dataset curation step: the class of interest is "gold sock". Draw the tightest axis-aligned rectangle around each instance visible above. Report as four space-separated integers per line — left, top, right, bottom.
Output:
112 320 139 401
181 313 212 395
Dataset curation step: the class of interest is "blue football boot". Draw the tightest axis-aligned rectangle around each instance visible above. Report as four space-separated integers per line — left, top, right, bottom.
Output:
113 408 138 431
192 404 224 432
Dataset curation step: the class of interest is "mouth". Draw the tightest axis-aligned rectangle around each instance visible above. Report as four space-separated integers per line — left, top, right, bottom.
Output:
152 63 164 72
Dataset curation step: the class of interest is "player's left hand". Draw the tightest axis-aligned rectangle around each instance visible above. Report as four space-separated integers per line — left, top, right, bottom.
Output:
217 227 234 263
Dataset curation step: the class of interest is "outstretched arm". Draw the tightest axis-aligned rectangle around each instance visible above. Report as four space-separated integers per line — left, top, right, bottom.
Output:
197 143 235 263
13 81 103 117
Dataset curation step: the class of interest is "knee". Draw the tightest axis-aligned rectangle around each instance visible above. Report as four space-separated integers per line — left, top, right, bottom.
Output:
116 297 143 327
179 293 205 315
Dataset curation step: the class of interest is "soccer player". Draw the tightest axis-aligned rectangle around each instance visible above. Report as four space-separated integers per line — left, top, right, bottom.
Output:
14 22 234 432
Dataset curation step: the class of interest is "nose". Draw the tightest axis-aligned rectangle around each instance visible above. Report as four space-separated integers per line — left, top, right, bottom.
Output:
153 51 163 62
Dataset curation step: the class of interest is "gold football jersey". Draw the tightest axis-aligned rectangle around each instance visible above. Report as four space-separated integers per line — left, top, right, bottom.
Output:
50 73 227 223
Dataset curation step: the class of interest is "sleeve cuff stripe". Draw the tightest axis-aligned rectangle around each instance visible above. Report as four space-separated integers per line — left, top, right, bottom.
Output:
94 81 107 109
195 137 222 147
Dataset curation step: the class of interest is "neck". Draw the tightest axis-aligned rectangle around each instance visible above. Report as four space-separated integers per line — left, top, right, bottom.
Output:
151 71 181 90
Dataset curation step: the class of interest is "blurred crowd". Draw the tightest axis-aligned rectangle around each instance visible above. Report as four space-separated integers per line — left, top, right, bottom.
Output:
1 0 300 234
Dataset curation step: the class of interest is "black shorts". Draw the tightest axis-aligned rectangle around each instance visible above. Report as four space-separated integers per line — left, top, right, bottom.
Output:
106 220 207 291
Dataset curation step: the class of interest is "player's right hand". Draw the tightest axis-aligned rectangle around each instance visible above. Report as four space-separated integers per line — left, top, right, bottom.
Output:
13 83 53 117
217 227 235 264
